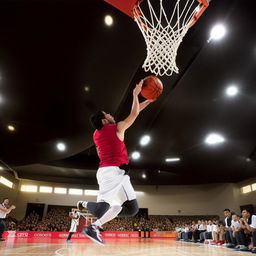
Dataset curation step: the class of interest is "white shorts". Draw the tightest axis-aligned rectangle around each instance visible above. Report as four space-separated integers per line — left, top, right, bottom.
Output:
69 219 79 232
96 166 136 206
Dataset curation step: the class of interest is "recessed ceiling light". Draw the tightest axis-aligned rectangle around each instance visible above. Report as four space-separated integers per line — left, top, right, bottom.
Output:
142 173 146 179
56 142 66 151
208 24 226 42
84 86 90 92
165 157 180 162
140 135 151 146
226 85 238 97
131 151 140 160
7 125 15 132
0 166 3 170
205 133 225 145
246 158 251 162
104 15 113 26
158 170 161 173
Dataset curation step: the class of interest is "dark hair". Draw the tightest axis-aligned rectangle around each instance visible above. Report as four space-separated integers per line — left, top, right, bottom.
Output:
90 111 105 130
223 209 230 212
3 198 8 201
241 208 251 214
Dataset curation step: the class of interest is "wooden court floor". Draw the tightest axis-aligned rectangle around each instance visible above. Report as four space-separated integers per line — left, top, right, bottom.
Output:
0 238 252 256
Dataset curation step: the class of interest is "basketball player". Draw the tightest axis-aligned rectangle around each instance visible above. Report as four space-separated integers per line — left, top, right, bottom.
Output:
0 198 16 242
77 80 154 244
66 208 80 243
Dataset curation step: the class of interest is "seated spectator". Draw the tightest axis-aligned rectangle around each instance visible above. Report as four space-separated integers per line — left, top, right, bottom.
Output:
223 208 236 248
231 214 241 241
211 220 225 245
183 223 191 241
249 214 256 253
235 209 252 251
192 220 205 242
175 224 182 240
199 220 207 243
203 220 213 244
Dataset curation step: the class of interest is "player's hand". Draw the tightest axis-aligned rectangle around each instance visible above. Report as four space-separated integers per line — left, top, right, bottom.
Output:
10 205 16 210
133 80 143 96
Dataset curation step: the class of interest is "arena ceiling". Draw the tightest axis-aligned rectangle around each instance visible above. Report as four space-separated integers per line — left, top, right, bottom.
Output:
0 0 255 185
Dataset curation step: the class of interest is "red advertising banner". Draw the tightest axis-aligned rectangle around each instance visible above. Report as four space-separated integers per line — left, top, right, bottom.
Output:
150 231 176 238
2 231 140 239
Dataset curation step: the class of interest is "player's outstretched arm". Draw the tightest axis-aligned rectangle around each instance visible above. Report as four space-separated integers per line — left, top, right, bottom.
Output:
139 99 155 112
117 81 142 136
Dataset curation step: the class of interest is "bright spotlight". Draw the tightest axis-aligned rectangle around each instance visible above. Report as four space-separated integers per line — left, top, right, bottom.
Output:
205 133 225 145
131 151 140 160
7 125 15 132
104 15 113 26
226 85 238 97
208 24 226 42
57 142 66 151
142 173 146 179
140 135 151 146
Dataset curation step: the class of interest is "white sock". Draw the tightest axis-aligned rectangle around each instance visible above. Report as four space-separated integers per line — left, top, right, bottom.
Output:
93 219 102 227
93 205 122 226
82 201 88 208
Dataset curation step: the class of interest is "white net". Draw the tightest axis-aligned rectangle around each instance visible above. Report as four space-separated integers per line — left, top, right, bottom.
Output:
133 0 208 76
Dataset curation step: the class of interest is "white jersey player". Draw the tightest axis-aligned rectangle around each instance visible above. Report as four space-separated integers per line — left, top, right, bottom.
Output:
66 209 80 243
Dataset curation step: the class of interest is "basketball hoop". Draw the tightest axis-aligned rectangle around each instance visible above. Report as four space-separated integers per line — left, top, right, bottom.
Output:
103 0 208 76
133 0 209 76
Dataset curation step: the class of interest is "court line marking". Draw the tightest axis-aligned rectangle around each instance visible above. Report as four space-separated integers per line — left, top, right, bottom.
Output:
55 245 70 256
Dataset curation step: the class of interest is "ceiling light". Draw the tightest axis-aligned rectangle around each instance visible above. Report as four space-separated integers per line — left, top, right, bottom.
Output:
56 142 66 151
0 95 3 104
85 190 98 196
104 15 113 26
84 86 90 92
0 166 3 170
140 135 151 146
0 176 13 188
226 85 238 97
142 173 146 179
7 125 15 132
205 133 225 145
131 151 140 160
165 157 180 162
208 24 226 42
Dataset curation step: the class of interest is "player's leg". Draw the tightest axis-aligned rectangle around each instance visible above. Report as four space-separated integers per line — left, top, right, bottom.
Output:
118 199 139 217
117 175 139 217
90 175 139 226
66 232 74 243
0 220 6 241
81 167 124 244
77 201 110 219
83 204 122 245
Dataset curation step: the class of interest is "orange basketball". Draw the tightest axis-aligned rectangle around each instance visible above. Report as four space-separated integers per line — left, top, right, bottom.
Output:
141 76 163 100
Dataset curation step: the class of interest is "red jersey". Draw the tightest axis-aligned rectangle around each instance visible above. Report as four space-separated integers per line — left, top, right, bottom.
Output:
93 124 129 168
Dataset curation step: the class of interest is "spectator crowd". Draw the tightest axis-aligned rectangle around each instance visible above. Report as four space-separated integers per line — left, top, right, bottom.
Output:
175 209 256 254
4 207 256 253
6 208 70 232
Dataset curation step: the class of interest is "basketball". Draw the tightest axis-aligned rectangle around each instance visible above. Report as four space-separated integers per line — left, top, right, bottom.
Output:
141 76 163 100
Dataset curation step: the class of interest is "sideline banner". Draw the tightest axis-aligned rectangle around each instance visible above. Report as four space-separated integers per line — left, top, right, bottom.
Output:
2 231 140 239
150 231 176 238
